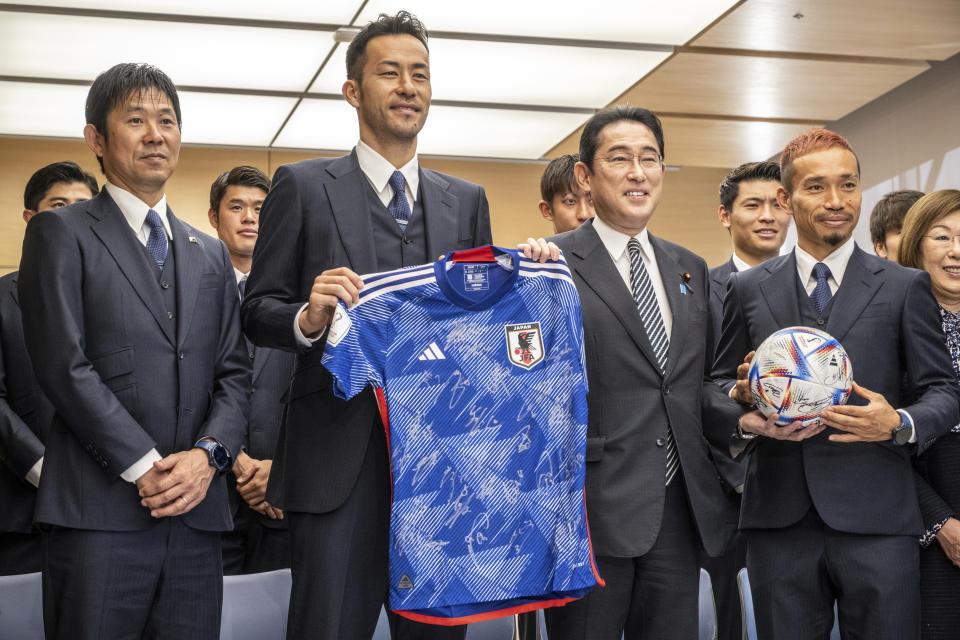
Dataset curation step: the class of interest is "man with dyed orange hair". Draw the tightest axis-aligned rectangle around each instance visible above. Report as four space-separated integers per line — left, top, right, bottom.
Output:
712 128 958 639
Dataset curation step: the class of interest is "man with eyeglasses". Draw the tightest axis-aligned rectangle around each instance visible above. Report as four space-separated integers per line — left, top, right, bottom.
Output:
543 106 741 640
712 129 958 640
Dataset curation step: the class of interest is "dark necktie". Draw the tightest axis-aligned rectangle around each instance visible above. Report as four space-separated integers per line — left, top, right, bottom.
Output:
238 276 247 299
811 262 833 314
627 238 678 486
144 208 168 274
388 170 411 231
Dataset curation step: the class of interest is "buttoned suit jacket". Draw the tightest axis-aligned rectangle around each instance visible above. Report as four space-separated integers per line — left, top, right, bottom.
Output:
18 190 250 532
551 219 741 558
712 245 959 534
0 272 54 533
241 150 491 514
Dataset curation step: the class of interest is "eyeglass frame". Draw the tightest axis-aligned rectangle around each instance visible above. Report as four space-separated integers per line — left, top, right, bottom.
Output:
594 152 663 172
922 233 960 248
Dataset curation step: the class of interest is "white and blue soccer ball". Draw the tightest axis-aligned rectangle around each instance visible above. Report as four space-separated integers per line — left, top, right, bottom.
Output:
748 326 853 426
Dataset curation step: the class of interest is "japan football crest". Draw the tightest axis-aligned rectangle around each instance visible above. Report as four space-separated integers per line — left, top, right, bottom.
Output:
505 322 544 369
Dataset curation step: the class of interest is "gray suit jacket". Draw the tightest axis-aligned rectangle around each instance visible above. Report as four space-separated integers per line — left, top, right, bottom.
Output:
18 190 250 532
241 150 491 514
712 246 959 534
552 219 741 558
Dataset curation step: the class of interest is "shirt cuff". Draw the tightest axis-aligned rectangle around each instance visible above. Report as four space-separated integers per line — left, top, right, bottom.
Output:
896 409 917 443
120 449 162 483
25 457 43 488
293 302 327 347
920 516 951 548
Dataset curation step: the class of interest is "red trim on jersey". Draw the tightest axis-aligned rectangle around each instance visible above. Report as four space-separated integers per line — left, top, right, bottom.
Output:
583 487 605 587
450 246 497 263
374 387 393 505
393 597 579 626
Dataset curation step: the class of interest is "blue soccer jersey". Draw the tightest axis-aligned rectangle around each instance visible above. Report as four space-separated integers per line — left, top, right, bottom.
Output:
321 245 602 625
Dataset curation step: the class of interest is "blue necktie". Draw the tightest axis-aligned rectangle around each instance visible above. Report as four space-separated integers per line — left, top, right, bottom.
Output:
811 262 833 314
627 238 678 486
388 171 411 231
144 208 168 274
238 276 247 299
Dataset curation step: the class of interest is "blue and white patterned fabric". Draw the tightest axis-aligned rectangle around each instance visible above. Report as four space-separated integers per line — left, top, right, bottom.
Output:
938 305 960 435
321 245 601 624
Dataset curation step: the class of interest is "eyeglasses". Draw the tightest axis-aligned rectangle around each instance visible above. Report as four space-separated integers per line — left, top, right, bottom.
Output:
922 234 960 248
595 153 662 171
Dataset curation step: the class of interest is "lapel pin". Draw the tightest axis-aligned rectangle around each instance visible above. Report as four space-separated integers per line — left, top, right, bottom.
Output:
680 272 693 295
188 236 198 244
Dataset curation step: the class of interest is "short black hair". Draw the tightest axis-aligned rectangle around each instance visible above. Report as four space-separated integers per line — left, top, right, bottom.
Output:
579 106 664 171
209 166 271 212
718 161 781 210
23 161 99 211
869 189 925 245
540 154 581 203
345 11 429 81
85 63 181 171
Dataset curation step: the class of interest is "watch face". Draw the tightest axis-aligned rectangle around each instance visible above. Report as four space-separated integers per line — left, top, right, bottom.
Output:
212 445 229 469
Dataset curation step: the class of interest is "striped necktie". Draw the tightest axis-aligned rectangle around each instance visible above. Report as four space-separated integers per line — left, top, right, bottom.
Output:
627 238 678 486
144 208 168 274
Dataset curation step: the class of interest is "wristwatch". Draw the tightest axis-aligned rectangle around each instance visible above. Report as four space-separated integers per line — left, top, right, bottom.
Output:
891 418 914 446
195 439 232 474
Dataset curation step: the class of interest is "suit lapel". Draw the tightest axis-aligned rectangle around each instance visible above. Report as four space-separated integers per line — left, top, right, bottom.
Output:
252 346 271 382
171 211 202 345
758 253 802 329
568 221 663 375
421 170 460 259
325 151 378 275
652 236 687 379
87 192 174 345
826 246 884 343
9 274 18 307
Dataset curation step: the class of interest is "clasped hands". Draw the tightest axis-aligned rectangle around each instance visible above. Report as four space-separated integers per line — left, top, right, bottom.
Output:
733 351 900 443
136 448 215 518
233 451 283 520
297 238 561 338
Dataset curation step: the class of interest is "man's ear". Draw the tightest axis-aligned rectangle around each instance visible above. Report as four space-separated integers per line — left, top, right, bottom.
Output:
207 208 220 231
83 123 105 159
874 241 888 259
718 205 732 230
776 186 793 217
538 200 554 222
342 79 361 109
574 162 591 192
23 209 37 224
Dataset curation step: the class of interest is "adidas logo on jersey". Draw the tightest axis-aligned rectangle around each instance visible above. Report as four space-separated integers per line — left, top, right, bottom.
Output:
418 342 445 361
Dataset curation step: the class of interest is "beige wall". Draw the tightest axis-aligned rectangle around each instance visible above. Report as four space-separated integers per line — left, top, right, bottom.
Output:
0 136 732 276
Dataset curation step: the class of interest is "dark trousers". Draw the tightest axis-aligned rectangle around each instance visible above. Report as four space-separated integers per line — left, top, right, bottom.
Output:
41 518 223 640
0 530 42 575
746 508 920 640
920 540 960 640
286 427 466 640
544 477 700 640
222 507 290 575
700 530 747 640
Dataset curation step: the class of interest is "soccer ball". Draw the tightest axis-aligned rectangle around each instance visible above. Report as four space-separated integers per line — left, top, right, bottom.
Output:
748 326 852 426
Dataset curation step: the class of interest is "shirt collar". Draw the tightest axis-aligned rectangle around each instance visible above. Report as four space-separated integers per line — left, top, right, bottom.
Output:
794 236 856 286
355 139 420 201
105 182 171 240
592 215 654 263
233 267 248 285
731 252 752 272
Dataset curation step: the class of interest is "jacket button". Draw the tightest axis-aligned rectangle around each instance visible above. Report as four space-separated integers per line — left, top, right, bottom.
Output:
656 437 666 447
160 280 169 289
663 386 671 395
817 318 825 326
403 237 412 245
178 352 184 360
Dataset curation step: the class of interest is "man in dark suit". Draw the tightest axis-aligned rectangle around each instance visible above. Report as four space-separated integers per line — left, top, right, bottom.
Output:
713 128 959 639
207 165 295 575
704 160 789 640
18 63 250 639
542 106 741 640
241 12 491 640
0 161 98 576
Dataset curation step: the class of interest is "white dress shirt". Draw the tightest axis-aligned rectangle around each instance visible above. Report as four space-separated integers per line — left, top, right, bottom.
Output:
731 252 752 273
592 216 673 338
794 237 856 297
293 142 421 347
104 183 171 483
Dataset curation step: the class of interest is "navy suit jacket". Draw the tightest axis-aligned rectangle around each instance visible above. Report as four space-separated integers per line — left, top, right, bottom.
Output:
229 342 294 529
241 150 491 514
552 220 741 558
712 245 959 535
0 272 54 533
18 190 250 532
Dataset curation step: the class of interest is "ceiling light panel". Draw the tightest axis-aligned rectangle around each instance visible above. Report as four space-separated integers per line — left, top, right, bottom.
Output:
0 12 333 92
176 93 296 146
6 0 363 23
359 0 736 44
309 38 671 109
0 82 88 139
274 98 588 159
